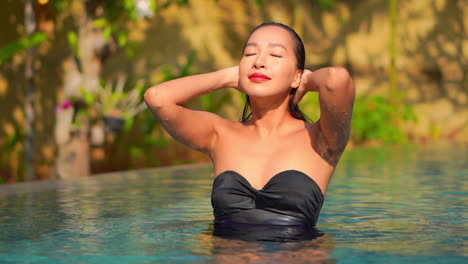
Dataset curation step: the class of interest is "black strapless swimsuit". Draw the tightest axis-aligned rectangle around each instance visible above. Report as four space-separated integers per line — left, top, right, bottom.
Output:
211 170 325 241
211 170 324 241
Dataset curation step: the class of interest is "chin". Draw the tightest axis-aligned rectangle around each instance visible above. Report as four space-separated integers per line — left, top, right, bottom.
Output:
242 88 271 98
241 85 290 99
240 82 273 96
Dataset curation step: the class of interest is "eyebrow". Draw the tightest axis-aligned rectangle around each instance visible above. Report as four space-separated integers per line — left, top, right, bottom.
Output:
245 42 287 51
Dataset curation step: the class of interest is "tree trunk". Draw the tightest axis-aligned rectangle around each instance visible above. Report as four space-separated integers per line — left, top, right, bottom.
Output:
24 0 36 181
78 1 103 94
389 0 399 106
55 0 104 178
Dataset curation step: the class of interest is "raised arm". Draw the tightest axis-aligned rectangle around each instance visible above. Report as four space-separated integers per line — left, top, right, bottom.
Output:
144 67 238 154
296 67 355 159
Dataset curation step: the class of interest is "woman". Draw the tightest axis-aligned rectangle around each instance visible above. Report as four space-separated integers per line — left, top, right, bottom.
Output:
145 22 355 239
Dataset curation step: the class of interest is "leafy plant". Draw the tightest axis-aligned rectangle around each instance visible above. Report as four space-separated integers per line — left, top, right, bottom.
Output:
352 96 417 144
80 77 146 120
0 124 25 183
58 0 191 58
0 32 47 66
127 53 197 165
317 0 336 11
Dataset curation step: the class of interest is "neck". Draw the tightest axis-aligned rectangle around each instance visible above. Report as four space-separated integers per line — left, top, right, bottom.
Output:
247 94 298 137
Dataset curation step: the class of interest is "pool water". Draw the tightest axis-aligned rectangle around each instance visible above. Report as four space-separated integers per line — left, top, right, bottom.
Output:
0 142 466 263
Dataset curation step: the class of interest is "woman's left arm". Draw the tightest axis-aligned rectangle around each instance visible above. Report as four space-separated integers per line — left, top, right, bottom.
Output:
295 67 356 155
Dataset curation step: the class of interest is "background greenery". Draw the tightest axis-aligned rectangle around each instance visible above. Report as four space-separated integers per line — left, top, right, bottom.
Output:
0 0 466 182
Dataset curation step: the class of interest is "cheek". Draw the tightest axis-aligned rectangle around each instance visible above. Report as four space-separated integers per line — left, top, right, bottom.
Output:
239 58 250 72
238 59 253 79
272 63 298 83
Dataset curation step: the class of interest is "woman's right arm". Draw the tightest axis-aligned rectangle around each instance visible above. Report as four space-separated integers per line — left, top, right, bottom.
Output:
144 67 238 154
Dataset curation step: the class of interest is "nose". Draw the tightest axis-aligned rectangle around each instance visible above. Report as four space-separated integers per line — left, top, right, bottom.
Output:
253 54 266 69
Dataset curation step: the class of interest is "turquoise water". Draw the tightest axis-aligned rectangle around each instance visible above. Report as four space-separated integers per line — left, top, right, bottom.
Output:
0 142 466 263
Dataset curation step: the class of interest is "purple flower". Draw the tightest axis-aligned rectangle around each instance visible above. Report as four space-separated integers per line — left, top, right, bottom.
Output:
61 100 72 109
56 100 73 112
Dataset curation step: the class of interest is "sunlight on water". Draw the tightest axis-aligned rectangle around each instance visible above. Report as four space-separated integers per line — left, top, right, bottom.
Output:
0 142 466 263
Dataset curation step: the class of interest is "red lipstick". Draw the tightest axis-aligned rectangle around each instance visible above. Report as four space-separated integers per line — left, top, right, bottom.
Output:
249 72 271 82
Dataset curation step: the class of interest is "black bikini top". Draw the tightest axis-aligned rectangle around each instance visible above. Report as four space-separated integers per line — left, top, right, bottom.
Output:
211 170 325 227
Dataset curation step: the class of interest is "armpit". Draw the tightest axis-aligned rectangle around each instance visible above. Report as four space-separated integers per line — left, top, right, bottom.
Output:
308 121 344 166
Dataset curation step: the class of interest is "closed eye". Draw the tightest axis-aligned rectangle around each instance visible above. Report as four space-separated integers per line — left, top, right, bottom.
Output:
244 53 256 57
271 54 283 58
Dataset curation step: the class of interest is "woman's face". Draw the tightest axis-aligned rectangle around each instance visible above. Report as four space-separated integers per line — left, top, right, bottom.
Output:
239 25 302 99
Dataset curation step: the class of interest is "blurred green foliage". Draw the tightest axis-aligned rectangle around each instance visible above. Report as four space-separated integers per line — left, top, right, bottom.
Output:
79 79 146 120
299 92 321 122
127 53 197 166
352 96 417 144
0 32 47 66
251 0 336 9
58 0 190 58
4 126 24 158
317 0 336 10
66 31 80 57
1 0 429 183
1 124 25 182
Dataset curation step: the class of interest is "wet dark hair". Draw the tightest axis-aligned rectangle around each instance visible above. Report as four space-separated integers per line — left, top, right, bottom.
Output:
241 22 309 122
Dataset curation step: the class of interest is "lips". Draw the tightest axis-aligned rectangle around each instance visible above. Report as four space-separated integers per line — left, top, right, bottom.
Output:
249 72 271 82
